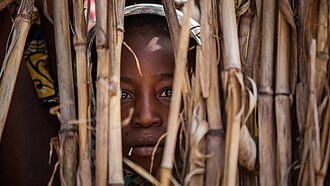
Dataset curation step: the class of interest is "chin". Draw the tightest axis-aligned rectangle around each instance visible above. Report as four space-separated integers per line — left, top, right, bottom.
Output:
126 155 162 177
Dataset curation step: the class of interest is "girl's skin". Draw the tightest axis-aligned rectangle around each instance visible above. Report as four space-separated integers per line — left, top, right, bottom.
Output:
121 15 175 176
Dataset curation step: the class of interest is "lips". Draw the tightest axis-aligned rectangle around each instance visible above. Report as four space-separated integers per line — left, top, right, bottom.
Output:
131 144 164 157
129 136 165 157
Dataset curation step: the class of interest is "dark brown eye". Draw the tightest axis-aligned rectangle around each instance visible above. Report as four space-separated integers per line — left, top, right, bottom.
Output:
160 88 172 97
121 90 133 100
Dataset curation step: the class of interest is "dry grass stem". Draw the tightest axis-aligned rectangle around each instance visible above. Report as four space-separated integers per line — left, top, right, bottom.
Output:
52 0 79 184
0 0 13 11
0 0 35 141
107 0 125 184
275 7 292 186
123 158 161 186
95 0 109 184
258 0 276 185
220 0 246 185
72 0 92 185
160 1 195 185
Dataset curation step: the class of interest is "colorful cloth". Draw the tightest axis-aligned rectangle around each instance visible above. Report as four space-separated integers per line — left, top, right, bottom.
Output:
10 1 59 104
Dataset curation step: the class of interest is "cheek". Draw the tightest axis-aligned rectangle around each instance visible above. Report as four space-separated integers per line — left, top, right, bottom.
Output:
160 106 169 128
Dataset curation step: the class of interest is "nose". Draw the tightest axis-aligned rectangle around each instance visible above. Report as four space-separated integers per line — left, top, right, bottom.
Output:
132 95 162 128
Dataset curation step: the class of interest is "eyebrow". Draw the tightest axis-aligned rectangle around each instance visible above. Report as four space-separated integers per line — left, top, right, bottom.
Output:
120 72 174 83
151 72 174 81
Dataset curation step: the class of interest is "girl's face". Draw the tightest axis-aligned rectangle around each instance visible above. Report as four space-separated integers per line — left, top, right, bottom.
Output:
121 28 174 176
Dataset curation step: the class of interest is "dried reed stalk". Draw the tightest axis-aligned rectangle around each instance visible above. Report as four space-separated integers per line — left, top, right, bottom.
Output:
186 89 206 186
72 0 92 185
186 48 206 185
107 0 124 184
160 1 195 185
219 0 245 185
315 0 329 102
298 40 317 186
275 8 292 186
161 0 180 55
236 0 258 174
52 0 78 184
258 0 276 185
0 0 35 141
0 0 13 11
199 0 224 185
95 0 109 184
296 0 310 132
317 7 330 174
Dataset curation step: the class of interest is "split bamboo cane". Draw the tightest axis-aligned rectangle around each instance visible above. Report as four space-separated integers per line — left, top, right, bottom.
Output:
108 0 124 185
0 0 35 142
220 0 244 185
52 0 78 184
95 0 109 185
258 0 276 185
199 0 224 185
160 1 195 185
72 0 92 185
275 8 292 186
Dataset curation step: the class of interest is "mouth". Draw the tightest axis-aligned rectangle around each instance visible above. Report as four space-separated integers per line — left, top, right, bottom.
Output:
129 144 164 157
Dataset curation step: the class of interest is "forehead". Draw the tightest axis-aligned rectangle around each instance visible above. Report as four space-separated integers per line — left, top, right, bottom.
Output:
121 14 174 77
121 27 174 79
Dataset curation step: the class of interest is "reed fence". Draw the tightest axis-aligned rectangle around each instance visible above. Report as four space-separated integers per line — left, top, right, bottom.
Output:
0 0 329 185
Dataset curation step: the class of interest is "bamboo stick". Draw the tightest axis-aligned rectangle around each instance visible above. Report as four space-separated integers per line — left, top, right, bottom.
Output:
107 0 124 185
0 0 35 142
160 1 195 185
72 0 92 185
220 0 245 185
258 0 276 185
95 0 109 184
52 0 78 184
275 8 292 186
199 0 224 185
